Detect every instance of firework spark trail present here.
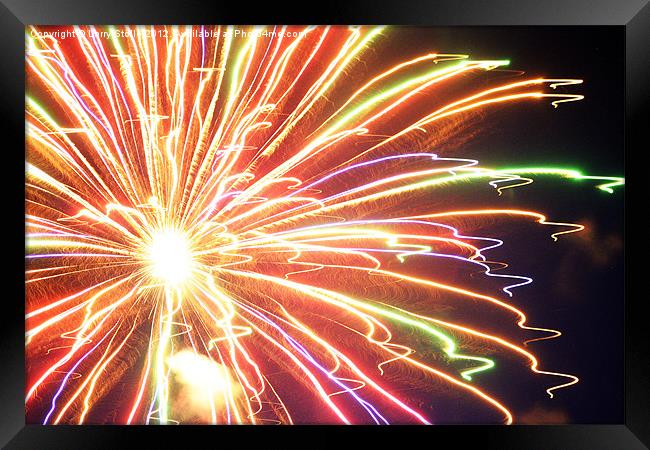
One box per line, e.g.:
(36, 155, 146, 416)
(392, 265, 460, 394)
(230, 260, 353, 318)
(25, 25, 624, 424)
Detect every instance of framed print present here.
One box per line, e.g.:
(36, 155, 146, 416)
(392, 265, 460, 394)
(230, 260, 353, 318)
(1, 0, 646, 448)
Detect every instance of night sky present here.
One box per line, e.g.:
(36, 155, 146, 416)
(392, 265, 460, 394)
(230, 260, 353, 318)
(383, 26, 624, 423)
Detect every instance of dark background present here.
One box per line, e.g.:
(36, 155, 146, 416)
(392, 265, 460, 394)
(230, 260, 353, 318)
(379, 26, 624, 423)
(387, 27, 624, 174)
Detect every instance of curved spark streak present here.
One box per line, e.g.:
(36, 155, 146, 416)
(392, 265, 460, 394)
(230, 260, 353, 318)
(26, 25, 622, 425)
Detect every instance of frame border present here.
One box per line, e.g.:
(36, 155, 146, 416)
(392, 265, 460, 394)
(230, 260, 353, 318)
(1, 1, 646, 448)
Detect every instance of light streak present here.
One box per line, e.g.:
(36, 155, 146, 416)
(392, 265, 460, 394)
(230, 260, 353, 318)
(25, 25, 623, 424)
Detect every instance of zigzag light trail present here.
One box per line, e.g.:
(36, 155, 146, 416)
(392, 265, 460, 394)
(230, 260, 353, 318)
(25, 25, 623, 424)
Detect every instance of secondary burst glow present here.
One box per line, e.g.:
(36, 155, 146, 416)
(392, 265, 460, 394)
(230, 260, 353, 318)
(25, 25, 623, 425)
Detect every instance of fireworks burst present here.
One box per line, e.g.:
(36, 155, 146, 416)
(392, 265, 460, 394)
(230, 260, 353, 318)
(25, 25, 623, 424)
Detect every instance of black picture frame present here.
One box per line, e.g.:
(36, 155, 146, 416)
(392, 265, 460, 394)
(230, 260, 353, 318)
(1, 1, 646, 448)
